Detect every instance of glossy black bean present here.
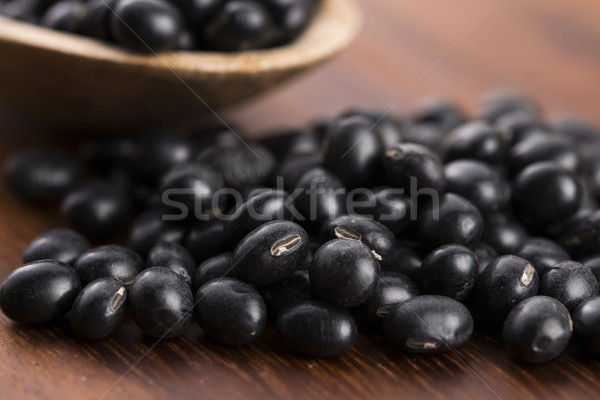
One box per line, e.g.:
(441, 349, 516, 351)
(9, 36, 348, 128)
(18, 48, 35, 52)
(196, 141, 276, 189)
(503, 296, 572, 363)
(507, 134, 581, 176)
(443, 121, 510, 165)
(194, 278, 266, 345)
(258, 270, 312, 318)
(160, 162, 224, 218)
(129, 267, 193, 338)
(495, 111, 547, 145)
(402, 123, 446, 158)
(185, 220, 229, 262)
(274, 153, 323, 192)
(420, 244, 478, 301)
(69, 277, 127, 339)
(22, 228, 90, 265)
(583, 256, 600, 283)
(552, 117, 600, 145)
(352, 271, 419, 323)
(515, 237, 570, 277)
(78, 135, 136, 174)
(224, 190, 295, 244)
(262, 0, 317, 45)
(277, 300, 357, 357)
(383, 143, 445, 196)
(259, 130, 321, 160)
(127, 206, 187, 257)
(319, 215, 396, 269)
(478, 90, 539, 123)
(555, 210, 600, 259)
(383, 244, 422, 280)
(0, 0, 44, 22)
(110, 0, 184, 52)
(352, 187, 411, 235)
(147, 242, 196, 286)
(171, 0, 223, 25)
(0, 260, 81, 325)
(232, 220, 309, 285)
(323, 116, 384, 188)
(309, 239, 379, 307)
(202, 1, 276, 51)
(482, 212, 530, 255)
(293, 167, 346, 231)
(573, 296, 600, 356)
(413, 96, 465, 132)
(471, 255, 539, 329)
(74, 245, 144, 285)
(471, 241, 498, 274)
(444, 159, 511, 217)
(540, 261, 598, 312)
(382, 295, 473, 353)
(4, 148, 82, 202)
(133, 131, 192, 184)
(41, 0, 86, 32)
(81, 0, 118, 40)
(61, 180, 130, 241)
(342, 109, 404, 149)
(193, 252, 232, 291)
(512, 162, 583, 228)
(416, 193, 483, 251)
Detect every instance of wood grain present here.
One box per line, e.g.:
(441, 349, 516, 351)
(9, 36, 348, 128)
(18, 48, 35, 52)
(1, 0, 600, 399)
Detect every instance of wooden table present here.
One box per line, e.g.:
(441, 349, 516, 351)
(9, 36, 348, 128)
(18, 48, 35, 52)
(1, 0, 600, 399)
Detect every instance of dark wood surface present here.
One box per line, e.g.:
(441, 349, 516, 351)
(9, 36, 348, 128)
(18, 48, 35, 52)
(1, 0, 600, 399)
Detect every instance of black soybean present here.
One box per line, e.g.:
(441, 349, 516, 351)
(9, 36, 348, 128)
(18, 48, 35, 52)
(540, 261, 598, 312)
(573, 296, 600, 356)
(515, 237, 570, 277)
(127, 206, 187, 257)
(259, 270, 312, 318)
(482, 212, 530, 255)
(232, 220, 309, 285)
(443, 121, 510, 165)
(420, 244, 478, 302)
(352, 187, 411, 235)
(193, 252, 233, 291)
(147, 242, 196, 286)
(0, 260, 81, 325)
(382, 295, 473, 353)
(309, 239, 380, 307)
(503, 296, 572, 363)
(185, 220, 229, 263)
(22, 228, 90, 265)
(74, 245, 144, 285)
(277, 300, 357, 357)
(133, 131, 192, 184)
(70, 277, 127, 339)
(194, 278, 266, 345)
(129, 267, 193, 338)
(383, 143, 445, 196)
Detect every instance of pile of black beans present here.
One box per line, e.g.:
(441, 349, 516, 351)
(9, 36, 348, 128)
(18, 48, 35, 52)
(3, 90, 600, 363)
(0, 0, 321, 52)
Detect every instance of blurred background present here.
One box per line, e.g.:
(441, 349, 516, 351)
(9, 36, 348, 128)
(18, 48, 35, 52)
(225, 0, 600, 135)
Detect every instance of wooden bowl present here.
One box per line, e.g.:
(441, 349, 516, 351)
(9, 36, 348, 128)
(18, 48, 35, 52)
(0, 0, 361, 128)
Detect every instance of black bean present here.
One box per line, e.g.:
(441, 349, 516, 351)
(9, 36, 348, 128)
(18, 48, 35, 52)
(274, 153, 323, 192)
(478, 90, 539, 123)
(582, 256, 600, 283)
(146, 242, 196, 286)
(74, 245, 144, 285)
(259, 129, 321, 160)
(277, 300, 357, 357)
(540, 261, 598, 312)
(413, 96, 465, 133)
(503, 296, 572, 363)
(129, 267, 193, 338)
(232, 220, 309, 285)
(22, 228, 90, 265)
(133, 131, 192, 184)
(515, 237, 570, 277)
(193, 252, 232, 291)
(258, 270, 312, 319)
(110, 0, 184, 52)
(78, 135, 136, 174)
(319, 215, 396, 269)
(81, 0, 119, 41)
(224, 190, 295, 244)
(41, 0, 86, 32)
(171, 0, 224, 25)
(420, 244, 478, 302)
(342, 109, 404, 149)
(471, 241, 498, 274)
(0, 260, 81, 325)
(444, 159, 511, 217)
(194, 278, 266, 345)
(383, 243, 422, 280)
(352, 186, 411, 235)
(555, 210, 600, 259)
(382, 295, 473, 353)
(402, 123, 445, 157)
(262, 0, 317, 45)
(417, 193, 483, 251)
(383, 143, 445, 196)
(512, 162, 583, 228)
(61, 180, 130, 241)
(323, 116, 384, 188)
(443, 121, 510, 165)
(507, 134, 581, 176)
(309, 239, 379, 307)
(70, 277, 127, 339)
(495, 111, 547, 145)
(482, 212, 530, 255)
(127, 206, 187, 257)
(185, 220, 229, 263)
(471, 255, 539, 329)
(4, 148, 82, 202)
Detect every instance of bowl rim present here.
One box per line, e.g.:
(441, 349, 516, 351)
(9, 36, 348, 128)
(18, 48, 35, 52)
(0, 0, 361, 75)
